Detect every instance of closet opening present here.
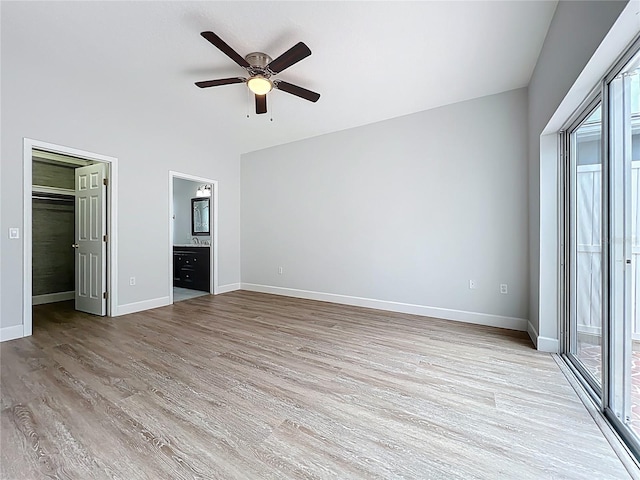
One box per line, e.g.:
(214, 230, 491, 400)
(23, 139, 118, 337)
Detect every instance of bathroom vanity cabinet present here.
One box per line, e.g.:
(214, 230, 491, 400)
(173, 246, 210, 292)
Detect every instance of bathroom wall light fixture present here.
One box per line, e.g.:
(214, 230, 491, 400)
(196, 184, 212, 197)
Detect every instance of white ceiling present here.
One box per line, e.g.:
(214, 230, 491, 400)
(3, 1, 557, 154)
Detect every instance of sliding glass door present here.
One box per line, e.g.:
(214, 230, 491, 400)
(563, 38, 640, 458)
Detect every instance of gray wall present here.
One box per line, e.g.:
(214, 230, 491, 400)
(527, 0, 628, 338)
(242, 88, 529, 321)
(0, 3, 241, 329)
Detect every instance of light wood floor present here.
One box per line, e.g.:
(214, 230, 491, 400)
(0, 291, 631, 479)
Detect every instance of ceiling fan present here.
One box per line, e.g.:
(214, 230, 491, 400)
(195, 31, 321, 115)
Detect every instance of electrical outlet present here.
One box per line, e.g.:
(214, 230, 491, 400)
(129, 277, 136, 286)
(8, 228, 19, 239)
(469, 280, 476, 289)
(278, 267, 283, 275)
(500, 283, 508, 294)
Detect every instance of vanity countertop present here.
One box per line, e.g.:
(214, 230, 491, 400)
(173, 244, 211, 248)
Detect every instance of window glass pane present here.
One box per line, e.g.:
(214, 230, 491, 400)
(571, 104, 603, 388)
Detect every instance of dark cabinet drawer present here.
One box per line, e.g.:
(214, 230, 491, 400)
(173, 247, 210, 292)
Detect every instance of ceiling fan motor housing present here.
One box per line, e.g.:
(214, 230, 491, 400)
(245, 52, 272, 76)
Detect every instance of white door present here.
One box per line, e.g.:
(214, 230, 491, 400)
(75, 163, 107, 315)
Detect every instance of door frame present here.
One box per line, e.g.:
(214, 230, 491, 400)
(23, 138, 118, 336)
(168, 171, 219, 303)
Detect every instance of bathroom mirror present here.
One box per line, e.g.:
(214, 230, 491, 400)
(191, 197, 210, 236)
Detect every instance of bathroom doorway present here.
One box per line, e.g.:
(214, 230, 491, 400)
(168, 171, 218, 304)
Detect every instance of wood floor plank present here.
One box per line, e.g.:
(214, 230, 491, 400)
(0, 292, 632, 479)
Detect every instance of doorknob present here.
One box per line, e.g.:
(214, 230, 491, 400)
(72, 244, 79, 249)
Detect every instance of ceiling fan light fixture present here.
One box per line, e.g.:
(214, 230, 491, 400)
(247, 76, 273, 95)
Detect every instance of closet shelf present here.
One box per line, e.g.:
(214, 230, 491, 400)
(32, 185, 75, 196)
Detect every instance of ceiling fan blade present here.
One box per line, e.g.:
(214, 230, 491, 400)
(274, 80, 320, 103)
(255, 94, 267, 115)
(201, 31, 250, 69)
(195, 77, 246, 88)
(266, 42, 311, 74)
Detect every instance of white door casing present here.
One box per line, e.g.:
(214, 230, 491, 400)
(75, 163, 107, 315)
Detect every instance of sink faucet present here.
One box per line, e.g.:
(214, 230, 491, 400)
(192, 237, 199, 245)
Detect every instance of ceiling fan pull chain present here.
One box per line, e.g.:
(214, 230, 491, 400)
(246, 87, 251, 119)
(270, 92, 274, 122)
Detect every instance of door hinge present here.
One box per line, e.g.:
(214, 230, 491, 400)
(103, 291, 108, 299)
(103, 234, 108, 242)
(103, 178, 109, 186)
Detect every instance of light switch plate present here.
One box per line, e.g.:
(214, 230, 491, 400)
(8, 228, 19, 239)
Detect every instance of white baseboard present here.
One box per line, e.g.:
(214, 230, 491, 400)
(537, 336, 560, 353)
(116, 296, 171, 316)
(0, 324, 25, 342)
(527, 320, 559, 353)
(216, 283, 241, 294)
(241, 283, 528, 331)
(32, 291, 74, 305)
